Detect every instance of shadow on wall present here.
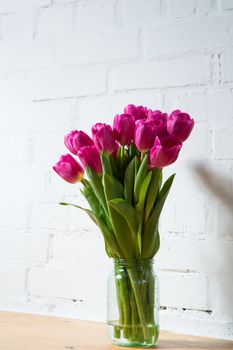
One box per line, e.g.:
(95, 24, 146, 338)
(193, 163, 233, 329)
(194, 163, 233, 204)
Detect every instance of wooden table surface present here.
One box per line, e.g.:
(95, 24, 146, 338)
(0, 311, 232, 350)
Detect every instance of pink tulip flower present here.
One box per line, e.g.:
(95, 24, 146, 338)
(92, 123, 116, 154)
(167, 110, 194, 142)
(150, 136, 182, 168)
(64, 130, 93, 155)
(53, 154, 84, 183)
(78, 145, 102, 174)
(134, 119, 156, 152)
(124, 104, 148, 121)
(147, 110, 168, 139)
(113, 113, 135, 145)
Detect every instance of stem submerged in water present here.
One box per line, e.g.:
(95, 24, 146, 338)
(113, 261, 159, 346)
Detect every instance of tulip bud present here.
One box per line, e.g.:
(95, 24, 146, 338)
(150, 136, 182, 168)
(78, 145, 102, 174)
(167, 110, 194, 142)
(147, 110, 168, 139)
(92, 123, 116, 154)
(113, 113, 135, 145)
(64, 130, 93, 155)
(53, 154, 84, 183)
(124, 104, 148, 121)
(134, 119, 155, 152)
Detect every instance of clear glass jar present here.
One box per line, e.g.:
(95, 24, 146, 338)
(107, 258, 159, 347)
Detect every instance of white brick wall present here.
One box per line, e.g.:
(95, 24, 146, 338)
(0, 0, 232, 341)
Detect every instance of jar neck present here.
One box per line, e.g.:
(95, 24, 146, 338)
(113, 258, 154, 270)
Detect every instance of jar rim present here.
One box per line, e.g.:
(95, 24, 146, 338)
(113, 258, 154, 268)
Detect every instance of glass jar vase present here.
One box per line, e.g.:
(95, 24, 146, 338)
(107, 258, 159, 347)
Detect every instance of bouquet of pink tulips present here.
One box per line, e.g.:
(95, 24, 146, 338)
(53, 105, 194, 345)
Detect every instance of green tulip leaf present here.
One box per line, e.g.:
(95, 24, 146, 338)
(135, 171, 152, 254)
(150, 230, 160, 257)
(141, 173, 175, 258)
(129, 143, 139, 159)
(108, 198, 138, 235)
(102, 173, 124, 200)
(80, 185, 111, 230)
(101, 152, 113, 177)
(109, 153, 120, 180)
(136, 171, 152, 222)
(144, 168, 162, 222)
(124, 157, 136, 204)
(134, 154, 148, 204)
(103, 174, 136, 258)
(86, 167, 108, 216)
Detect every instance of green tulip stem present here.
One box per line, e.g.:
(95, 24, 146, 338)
(141, 151, 146, 162)
(127, 268, 149, 340)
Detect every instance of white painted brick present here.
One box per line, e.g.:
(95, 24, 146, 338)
(214, 127, 233, 159)
(0, 299, 50, 315)
(185, 91, 207, 121)
(47, 169, 82, 197)
(0, 135, 30, 164)
(207, 90, 233, 120)
(112, 56, 211, 90)
(2, 11, 34, 43)
(0, 168, 46, 197)
(0, 202, 29, 228)
(146, 16, 233, 55)
(157, 239, 233, 274)
(78, 92, 159, 132)
(160, 309, 233, 340)
(193, 160, 233, 203)
(110, 91, 160, 115)
(0, 234, 48, 263)
(163, 164, 203, 199)
(195, 0, 212, 16)
(29, 67, 106, 100)
(79, 97, 114, 132)
(179, 125, 208, 161)
(175, 91, 207, 121)
(0, 72, 28, 104)
(29, 266, 106, 302)
(216, 198, 233, 239)
(160, 200, 176, 232)
(174, 197, 206, 233)
(57, 29, 138, 65)
(0, 40, 55, 72)
(0, 0, 51, 13)
(30, 195, 96, 230)
(54, 0, 78, 3)
(221, 0, 233, 10)
(118, 0, 161, 27)
(53, 232, 105, 263)
(223, 50, 233, 82)
(168, 0, 195, 19)
(0, 100, 75, 133)
(208, 275, 233, 313)
(159, 272, 208, 310)
(34, 135, 66, 166)
(75, 0, 115, 30)
(30, 202, 70, 230)
(38, 4, 74, 38)
(0, 269, 26, 296)
(51, 301, 105, 322)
